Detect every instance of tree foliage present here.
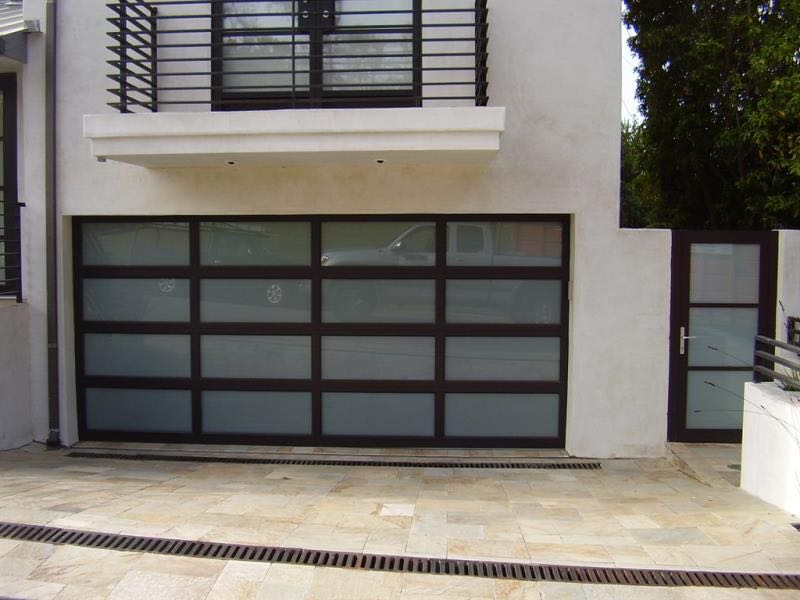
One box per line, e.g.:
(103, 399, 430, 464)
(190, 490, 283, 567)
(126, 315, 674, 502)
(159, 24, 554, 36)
(623, 0, 800, 229)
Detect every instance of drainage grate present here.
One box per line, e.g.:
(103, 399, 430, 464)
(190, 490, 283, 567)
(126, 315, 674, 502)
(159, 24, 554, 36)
(793, 523, 800, 533)
(66, 451, 602, 470)
(1, 522, 798, 590)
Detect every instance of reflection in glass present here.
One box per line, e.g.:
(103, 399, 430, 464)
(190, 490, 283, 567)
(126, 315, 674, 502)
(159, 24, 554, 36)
(86, 388, 192, 433)
(322, 279, 435, 323)
(84, 278, 190, 322)
(322, 336, 434, 380)
(686, 371, 750, 429)
(445, 394, 559, 438)
(447, 222, 562, 267)
(202, 391, 311, 434)
(84, 334, 190, 378)
(201, 279, 311, 322)
(446, 280, 561, 324)
(200, 222, 311, 266)
(323, 393, 434, 436)
(446, 337, 560, 381)
(690, 244, 760, 304)
(688, 308, 758, 367)
(82, 222, 190, 266)
(201, 335, 311, 379)
(321, 222, 435, 266)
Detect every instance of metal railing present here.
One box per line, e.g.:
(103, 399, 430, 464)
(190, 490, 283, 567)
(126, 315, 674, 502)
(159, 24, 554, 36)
(107, 0, 489, 113)
(754, 335, 800, 389)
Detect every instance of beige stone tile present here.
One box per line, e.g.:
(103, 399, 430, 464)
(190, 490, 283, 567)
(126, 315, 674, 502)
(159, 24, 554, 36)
(535, 581, 588, 599)
(364, 530, 409, 555)
(108, 569, 215, 600)
(6, 542, 57, 561)
(614, 515, 661, 529)
(405, 535, 447, 558)
(205, 561, 271, 600)
(53, 583, 111, 600)
(603, 544, 655, 567)
(380, 503, 415, 517)
(131, 553, 225, 579)
(29, 546, 141, 589)
(0, 555, 45, 579)
(306, 567, 403, 600)
(582, 584, 671, 599)
(447, 539, 529, 562)
(628, 527, 715, 546)
(526, 543, 613, 565)
(642, 546, 698, 568)
(410, 520, 485, 540)
(255, 563, 314, 600)
(0, 576, 65, 600)
(0, 539, 19, 558)
(401, 573, 494, 599)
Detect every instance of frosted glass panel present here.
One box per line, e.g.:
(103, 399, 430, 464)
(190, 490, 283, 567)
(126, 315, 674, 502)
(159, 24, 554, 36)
(202, 391, 311, 435)
(200, 222, 311, 266)
(322, 337, 434, 380)
(321, 222, 435, 266)
(688, 308, 758, 367)
(446, 337, 560, 381)
(82, 222, 189, 266)
(323, 393, 434, 436)
(447, 280, 561, 324)
(690, 244, 760, 304)
(335, 0, 413, 27)
(447, 222, 562, 267)
(324, 34, 413, 91)
(445, 394, 560, 438)
(201, 279, 311, 322)
(322, 280, 435, 322)
(86, 388, 191, 432)
(84, 279, 190, 322)
(201, 335, 310, 379)
(686, 371, 750, 429)
(84, 334, 190, 378)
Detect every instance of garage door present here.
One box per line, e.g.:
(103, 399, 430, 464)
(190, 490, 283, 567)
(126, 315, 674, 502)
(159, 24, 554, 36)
(74, 216, 569, 447)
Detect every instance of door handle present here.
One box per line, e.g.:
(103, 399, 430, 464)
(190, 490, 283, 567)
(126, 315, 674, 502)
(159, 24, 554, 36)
(679, 326, 697, 355)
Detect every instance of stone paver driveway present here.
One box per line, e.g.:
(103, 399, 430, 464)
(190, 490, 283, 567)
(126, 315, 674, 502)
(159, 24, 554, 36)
(0, 443, 798, 599)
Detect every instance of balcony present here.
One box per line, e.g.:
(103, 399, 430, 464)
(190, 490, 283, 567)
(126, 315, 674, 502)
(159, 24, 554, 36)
(84, 0, 505, 168)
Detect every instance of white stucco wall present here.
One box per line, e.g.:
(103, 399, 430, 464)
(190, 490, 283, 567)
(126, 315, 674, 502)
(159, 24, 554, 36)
(0, 1, 46, 449)
(44, 0, 673, 455)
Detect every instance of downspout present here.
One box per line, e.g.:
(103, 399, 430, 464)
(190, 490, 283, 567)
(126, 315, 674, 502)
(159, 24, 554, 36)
(45, 0, 60, 447)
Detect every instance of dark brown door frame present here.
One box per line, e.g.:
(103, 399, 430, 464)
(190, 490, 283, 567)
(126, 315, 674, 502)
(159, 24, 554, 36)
(668, 230, 778, 443)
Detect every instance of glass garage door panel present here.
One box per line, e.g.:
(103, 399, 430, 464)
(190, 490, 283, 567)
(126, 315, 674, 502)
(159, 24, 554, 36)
(84, 334, 191, 378)
(322, 280, 435, 323)
(445, 394, 560, 438)
(84, 278, 190, 322)
(321, 222, 435, 266)
(200, 222, 311, 266)
(202, 391, 311, 435)
(82, 222, 190, 266)
(201, 279, 311, 323)
(202, 335, 311, 379)
(447, 222, 563, 267)
(322, 336, 435, 380)
(447, 280, 561, 324)
(323, 393, 435, 436)
(446, 337, 560, 381)
(86, 388, 192, 433)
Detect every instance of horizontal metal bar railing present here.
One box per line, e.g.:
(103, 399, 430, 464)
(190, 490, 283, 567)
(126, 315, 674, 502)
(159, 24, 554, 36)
(108, 0, 489, 112)
(754, 335, 800, 389)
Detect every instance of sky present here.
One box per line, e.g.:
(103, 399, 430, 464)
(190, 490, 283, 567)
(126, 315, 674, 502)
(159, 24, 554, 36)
(621, 11, 641, 122)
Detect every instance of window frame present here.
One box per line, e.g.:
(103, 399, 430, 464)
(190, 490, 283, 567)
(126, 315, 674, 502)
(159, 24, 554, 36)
(210, 0, 423, 110)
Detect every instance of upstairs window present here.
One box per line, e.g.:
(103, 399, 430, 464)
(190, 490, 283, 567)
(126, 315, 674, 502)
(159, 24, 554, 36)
(0, 75, 20, 301)
(215, 0, 420, 110)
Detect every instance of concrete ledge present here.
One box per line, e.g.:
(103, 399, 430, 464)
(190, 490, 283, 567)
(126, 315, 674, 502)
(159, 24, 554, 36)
(83, 107, 506, 168)
(741, 382, 800, 515)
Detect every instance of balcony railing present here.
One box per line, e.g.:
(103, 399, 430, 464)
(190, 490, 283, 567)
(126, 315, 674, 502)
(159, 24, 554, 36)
(107, 0, 489, 113)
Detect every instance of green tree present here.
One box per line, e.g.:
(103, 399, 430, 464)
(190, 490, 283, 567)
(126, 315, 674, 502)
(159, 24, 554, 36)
(623, 0, 800, 229)
(620, 120, 662, 227)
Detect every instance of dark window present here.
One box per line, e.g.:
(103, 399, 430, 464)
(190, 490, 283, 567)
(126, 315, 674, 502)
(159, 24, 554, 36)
(0, 75, 20, 301)
(214, 0, 421, 110)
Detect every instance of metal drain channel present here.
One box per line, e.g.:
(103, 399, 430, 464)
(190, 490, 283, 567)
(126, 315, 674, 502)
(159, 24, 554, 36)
(66, 451, 602, 470)
(1, 522, 798, 590)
